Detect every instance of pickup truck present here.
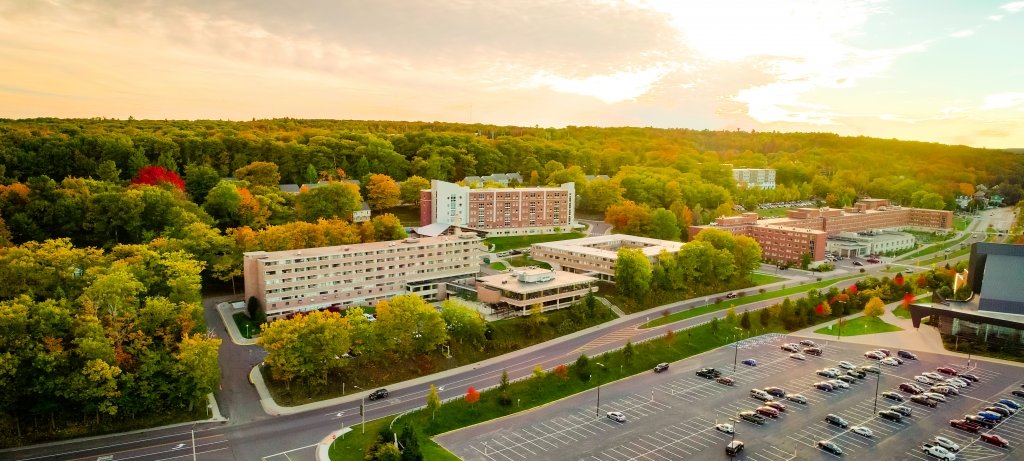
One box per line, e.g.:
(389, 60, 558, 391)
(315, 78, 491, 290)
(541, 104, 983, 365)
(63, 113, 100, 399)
(922, 443, 956, 460)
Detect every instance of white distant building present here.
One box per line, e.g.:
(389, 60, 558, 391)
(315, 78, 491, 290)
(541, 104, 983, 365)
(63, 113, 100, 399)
(732, 168, 776, 189)
(352, 202, 371, 223)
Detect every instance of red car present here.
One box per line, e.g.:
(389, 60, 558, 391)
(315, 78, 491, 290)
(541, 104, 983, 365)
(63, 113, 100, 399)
(950, 419, 980, 433)
(937, 367, 959, 376)
(766, 401, 787, 412)
(980, 433, 1010, 448)
(756, 406, 780, 418)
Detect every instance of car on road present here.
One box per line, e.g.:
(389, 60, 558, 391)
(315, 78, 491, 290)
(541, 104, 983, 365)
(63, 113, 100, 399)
(898, 350, 918, 360)
(653, 363, 669, 373)
(923, 372, 945, 380)
(997, 398, 1020, 410)
(890, 405, 913, 417)
(790, 353, 806, 360)
(781, 343, 800, 352)
(882, 391, 905, 402)
(825, 414, 849, 428)
(717, 376, 735, 386)
(817, 440, 843, 456)
(950, 419, 980, 433)
(937, 366, 959, 376)
(726, 440, 745, 456)
(756, 406, 780, 418)
(965, 414, 996, 429)
(879, 410, 903, 422)
(741, 359, 757, 367)
(766, 401, 787, 412)
(739, 411, 767, 425)
(923, 392, 947, 402)
(800, 339, 818, 347)
(764, 387, 786, 397)
(725, 292, 738, 299)
(933, 436, 960, 452)
(715, 423, 734, 434)
(368, 388, 389, 400)
(901, 383, 925, 394)
(696, 368, 722, 379)
(803, 347, 822, 356)
(911, 395, 938, 407)
(787, 394, 809, 404)
(915, 376, 934, 385)
(853, 261, 864, 266)
(606, 411, 626, 422)
(852, 426, 873, 437)
(838, 361, 855, 369)
(815, 382, 835, 392)
(980, 433, 1009, 448)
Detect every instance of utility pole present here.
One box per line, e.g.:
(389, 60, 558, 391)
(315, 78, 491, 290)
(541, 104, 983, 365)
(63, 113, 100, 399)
(191, 423, 197, 461)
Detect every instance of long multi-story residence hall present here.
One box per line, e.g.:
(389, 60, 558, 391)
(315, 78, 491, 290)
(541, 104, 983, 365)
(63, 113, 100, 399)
(530, 234, 685, 282)
(419, 180, 576, 236)
(689, 198, 953, 264)
(243, 233, 483, 321)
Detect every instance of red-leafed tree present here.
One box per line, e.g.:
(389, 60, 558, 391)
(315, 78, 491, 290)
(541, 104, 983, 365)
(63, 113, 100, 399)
(465, 386, 480, 405)
(847, 284, 858, 294)
(894, 273, 905, 286)
(902, 293, 915, 307)
(132, 165, 185, 191)
(553, 364, 569, 380)
(815, 302, 831, 316)
(915, 275, 929, 289)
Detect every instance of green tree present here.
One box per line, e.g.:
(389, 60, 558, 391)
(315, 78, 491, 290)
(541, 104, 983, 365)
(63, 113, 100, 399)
(304, 164, 318, 184)
(202, 180, 243, 228)
(374, 294, 447, 357)
(498, 369, 512, 406)
(426, 384, 441, 420)
(524, 303, 548, 337)
(365, 174, 401, 210)
(759, 306, 771, 326)
(400, 176, 431, 206)
(174, 333, 221, 410)
(257, 310, 352, 387)
(399, 423, 422, 461)
(622, 340, 634, 366)
(184, 163, 221, 204)
(739, 310, 751, 330)
(725, 306, 737, 325)
(574, 354, 591, 381)
(294, 182, 361, 223)
(371, 214, 408, 241)
(440, 299, 486, 345)
(800, 252, 812, 270)
(648, 208, 681, 240)
(615, 248, 652, 299)
(96, 160, 121, 183)
(234, 161, 281, 188)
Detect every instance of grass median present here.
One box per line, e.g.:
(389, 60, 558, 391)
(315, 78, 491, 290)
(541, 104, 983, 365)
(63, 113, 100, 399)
(813, 315, 903, 336)
(484, 232, 585, 252)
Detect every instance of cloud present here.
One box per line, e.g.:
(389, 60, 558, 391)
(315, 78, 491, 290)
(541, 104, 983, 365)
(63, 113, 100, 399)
(1000, 2, 1024, 13)
(526, 66, 675, 103)
(949, 29, 975, 38)
(980, 93, 1024, 110)
(989, 14, 1005, 20)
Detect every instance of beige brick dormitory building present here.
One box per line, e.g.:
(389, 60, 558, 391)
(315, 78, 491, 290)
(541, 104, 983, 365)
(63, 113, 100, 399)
(419, 180, 576, 236)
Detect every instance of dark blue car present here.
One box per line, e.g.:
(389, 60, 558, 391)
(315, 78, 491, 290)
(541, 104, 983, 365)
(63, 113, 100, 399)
(742, 359, 758, 367)
(978, 410, 1002, 421)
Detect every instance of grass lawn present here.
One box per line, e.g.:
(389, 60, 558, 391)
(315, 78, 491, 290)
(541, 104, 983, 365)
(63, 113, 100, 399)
(813, 316, 903, 336)
(505, 254, 552, 269)
(484, 232, 585, 252)
(640, 274, 862, 329)
(892, 306, 912, 319)
(750, 273, 785, 285)
(232, 312, 263, 339)
(488, 261, 508, 271)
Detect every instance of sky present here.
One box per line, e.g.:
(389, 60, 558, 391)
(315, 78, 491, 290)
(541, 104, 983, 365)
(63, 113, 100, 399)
(1, 0, 1023, 148)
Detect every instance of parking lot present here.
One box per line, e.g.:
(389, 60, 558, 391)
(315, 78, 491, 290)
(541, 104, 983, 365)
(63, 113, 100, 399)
(434, 335, 1023, 460)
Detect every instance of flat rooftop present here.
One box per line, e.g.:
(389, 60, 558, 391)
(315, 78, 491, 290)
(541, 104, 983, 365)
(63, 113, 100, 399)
(477, 268, 596, 293)
(531, 234, 685, 258)
(244, 233, 481, 260)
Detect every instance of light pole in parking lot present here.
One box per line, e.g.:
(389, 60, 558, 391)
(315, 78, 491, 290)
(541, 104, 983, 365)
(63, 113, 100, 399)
(872, 367, 881, 415)
(594, 362, 605, 416)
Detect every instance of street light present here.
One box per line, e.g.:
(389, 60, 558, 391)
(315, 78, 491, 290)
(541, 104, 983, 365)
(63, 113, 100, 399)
(872, 367, 881, 415)
(594, 362, 605, 417)
(190, 423, 197, 461)
(353, 385, 365, 434)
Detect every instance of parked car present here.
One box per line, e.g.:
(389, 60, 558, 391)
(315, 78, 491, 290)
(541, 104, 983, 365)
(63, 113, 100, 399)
(890, 405, 913, 417)
(950, 419, 980, 433)
(980, 433, 1009, 448)
(915, 376, 934, 385)
(984, 406, 1011, 417)
(931, 385, 958, 396)
(726, 440, 745, 456)
(992, 402, 1015, 414)
(911, 395, 938, 407)
(965, 414, 996, 429)
(898, 350, 918, 360)
(878, 410, 902, 422)
(838, 361, 856, 369)
(923, 392, 947, 403)
(851, 426, 873, 438)
(738, 411, 766, 425)
(766, 401, 787, 412)
(817, 440, 843, 456)
(864, 350, 885, 360)
(923, 372, 944, 380)
(787, 394, 809, 404)
(764, 387, 786, 398)
(997, 399, 1020, 410)
(606, 411, 626, 422)
(853, 261, 864, 266)
(781, 343, 800, 352)
(803, 347, 822, 356)
(978, 411, 1002, 421)
(790, 353, 807, 360)
(715, 423, 734, 434)
(756, 406, 780, 418)
(937, 367, 959, 376)
(837, 375, 857, 384)
(653, 363, 669, 373)
(828, 379, 850, 389)
(368, 388, 389, 401)
(696, 368, 722, 379)
(817, 369, 838, 378)
(959, 373, 979, 382)
(750, 389, 773, 401)
(1013, 390, 1024, 398)
(741, 359, 758, 367)
(860, 365, 881, 374)
(825, 414, 849, 428)
(799, 340, 818, 347)
(717, 376, 735, 386)
(921, 443, 956, 461)
(882, 391, 905, 402)
(880, 357, 901, 366)
(847, 369, 866, 379)
(815, 382, 835, 392)
(933, 436, 960, 452)
(901, 383, 925, 395)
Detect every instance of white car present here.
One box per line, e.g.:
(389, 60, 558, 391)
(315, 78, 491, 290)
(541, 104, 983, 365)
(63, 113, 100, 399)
(934, 436, 960, 452)
(945, 378, 968, 388)
(790, 353, 806, 360)
(828, 379, 850, 389)
(826, 367, 843, 375)
(923, 372, 944, 380)
(838, 361, 856, 370)
(922, 392, 947, 402)
(607, 411, 626, 422)
(880, 357, 900, 366)
(715, 423, 735, 434)
(914, 376, 934, 385)
(362, 313, 377, 322)
(851, 426, 873, 437)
